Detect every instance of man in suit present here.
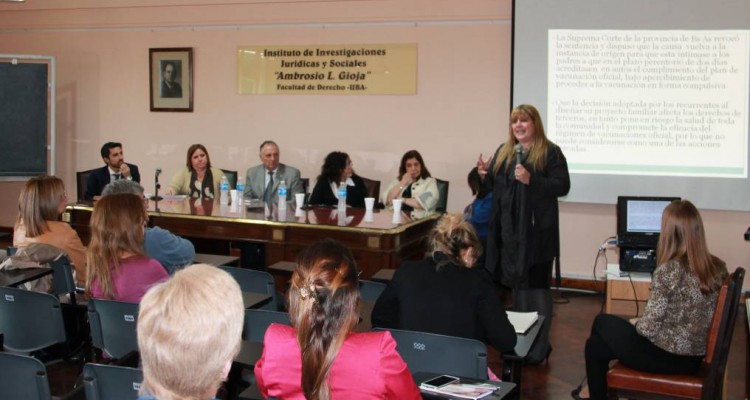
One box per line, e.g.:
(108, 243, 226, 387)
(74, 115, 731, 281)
(84, 141, 140, 201)
(243, 140, 303, 203)
(160, 61, 182, 98)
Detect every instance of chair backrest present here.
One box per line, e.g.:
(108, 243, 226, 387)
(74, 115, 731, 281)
(300, 177, 310, 194)
(243, 309, 291, 342)
(435, 178, 449, 213)
(0, 352, 52, 399)
(77, 169, 95, 202)
(83, 363, 143, 400)
(221, 169, 238, 189)
(219, 265, 279, 311)
(0, 286, 67, 353)
(359, 176, 381, 200)
(377, 328, 488, 380)
(88, 299, 140, 359)
(359, 279, 386, 303)
(50, 255, 78, 304)
(701, 267, 745, 399)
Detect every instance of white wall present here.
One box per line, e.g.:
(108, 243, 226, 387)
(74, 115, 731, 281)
(0, 0, 746, 287)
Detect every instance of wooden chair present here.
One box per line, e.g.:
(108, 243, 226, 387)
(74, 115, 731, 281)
(359, 176, 381, 201)
(76, 169, 95, 202)
(607, 267, 745, 400)
(435, 178, 449, 212)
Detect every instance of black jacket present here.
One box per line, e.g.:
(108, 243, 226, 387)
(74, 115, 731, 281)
(371, 253, 517, 352)
(84, 163, 141, 201)
(308, 174, 367, 208)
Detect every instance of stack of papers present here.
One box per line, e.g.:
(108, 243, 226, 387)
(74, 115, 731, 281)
(505, 311, 539, 334)
(420, 381, 498, 399)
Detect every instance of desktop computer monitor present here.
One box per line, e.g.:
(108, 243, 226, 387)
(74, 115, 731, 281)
(617, 196, 680, 272)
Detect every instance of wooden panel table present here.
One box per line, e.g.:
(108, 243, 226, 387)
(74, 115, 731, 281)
(66, 199, 438, 291)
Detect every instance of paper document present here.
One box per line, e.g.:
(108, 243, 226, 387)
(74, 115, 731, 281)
(506, 311, 538, 334)
(160, 195, 187, 201)
(420, 382, 498, 399)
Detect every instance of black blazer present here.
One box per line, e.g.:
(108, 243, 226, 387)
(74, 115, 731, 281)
(84, 163, 141, 201)
(371, 253, 517, 352)
(308, 174, 367, 208)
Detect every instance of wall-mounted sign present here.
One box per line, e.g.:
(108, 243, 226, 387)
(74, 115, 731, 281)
(237, 44, 417, 95)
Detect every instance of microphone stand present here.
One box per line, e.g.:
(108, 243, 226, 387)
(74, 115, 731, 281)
(150, 168, 163, 201)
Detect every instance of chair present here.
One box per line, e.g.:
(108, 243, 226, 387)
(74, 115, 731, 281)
(221, 169, 238, 189)
(435, 178, 449, 213)
(300, 177, 310, 194)
(88, 299, 139, 361)
(83, 363, 143, 400)
(50, 256, 79, 305)
(243, 309, 291, 343)
(377, 328, 489, 380)
(359, 176, 381, 201)
(607, 267, 745, 400)
(0, 352, 52, 399)
(76, 169, 95, 202)
(0, 286, 67, 354)
(359, 279, 386, 303)
(219, 265, 280, 311)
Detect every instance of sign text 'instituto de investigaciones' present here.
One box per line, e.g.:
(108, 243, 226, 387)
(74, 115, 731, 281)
(237, 44, 417, 95)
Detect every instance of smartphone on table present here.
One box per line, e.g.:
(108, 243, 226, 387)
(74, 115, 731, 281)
(420, 375, 459, 390)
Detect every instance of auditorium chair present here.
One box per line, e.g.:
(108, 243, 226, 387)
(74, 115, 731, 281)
(87, 299, 140, 365)
(83, 362, 143, 400)
(606, 267, 745, 400)
(243, 309, 291, 343)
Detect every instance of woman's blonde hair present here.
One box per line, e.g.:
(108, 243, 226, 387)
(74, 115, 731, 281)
(85, 193, 148, 299)
(16, 175, 66, 237)
(288, 239, 361, 400)
(430, 213, 481, 268)
(493, 104, 551, 175)
(657, 200, 725, 294)
(137, 264, 244, 400)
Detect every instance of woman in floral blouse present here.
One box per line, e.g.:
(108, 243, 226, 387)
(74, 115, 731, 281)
(573, 200, 727, 400)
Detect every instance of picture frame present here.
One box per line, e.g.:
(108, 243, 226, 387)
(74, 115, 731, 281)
(149, 47, 193, 112)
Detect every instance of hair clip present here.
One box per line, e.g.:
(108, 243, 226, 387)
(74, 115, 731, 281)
(298, 282, 318, 303)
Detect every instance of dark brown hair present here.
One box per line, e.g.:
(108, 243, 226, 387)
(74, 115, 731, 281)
(185, 144, 212, 171)
(397, 149, 431, 180)
(287, 239, 361, 400)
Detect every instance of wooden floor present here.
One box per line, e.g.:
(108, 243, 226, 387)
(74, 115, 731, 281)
(40, 289, 747, 399)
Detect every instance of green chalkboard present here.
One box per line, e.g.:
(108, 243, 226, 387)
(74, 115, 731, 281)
(0, 62, 48, 177)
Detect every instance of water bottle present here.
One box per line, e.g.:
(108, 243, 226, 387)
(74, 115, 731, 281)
(236, 176, 245, 192)
(337, 181, 347, 211)
(220, 175, 229, 205)
(277, 180, 287, 210)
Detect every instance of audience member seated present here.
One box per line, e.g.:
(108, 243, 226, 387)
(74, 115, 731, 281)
(85, 141, 140, 201)
(102, 180, 195, 274)
(12, 176, 87, 286)
(255, 239, 421, 399)
(573, 200, 727, 400)
(165, 144, 227, 200)
(381, 150, 439, 218)
(308, 151, 367, 208)
(243, 140, 304, 203)
(372, 214, 517, 354)
(137, 264, 244, 400)
(464, 167, 492, 265)
(85, 193, 168, 303)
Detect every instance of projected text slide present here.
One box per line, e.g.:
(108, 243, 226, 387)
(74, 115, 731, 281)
(548, 30, 749, 178)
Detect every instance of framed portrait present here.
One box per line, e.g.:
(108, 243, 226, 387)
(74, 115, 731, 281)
(149, 47, 193, 112)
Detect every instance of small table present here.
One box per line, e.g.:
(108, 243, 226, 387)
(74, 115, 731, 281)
(414, 371, 517, 399)
(242, 292, 272, 309)
(501, 315, 545, 394)
(0, 267, 53, 287)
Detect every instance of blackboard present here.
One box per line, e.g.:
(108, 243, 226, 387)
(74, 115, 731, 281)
(0, 61, 48, 177)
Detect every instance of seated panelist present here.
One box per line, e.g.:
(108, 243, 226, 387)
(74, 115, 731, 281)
(308, 151, 367, 208)
(381, 150, 439, 218)
(165, 144, 227, 199)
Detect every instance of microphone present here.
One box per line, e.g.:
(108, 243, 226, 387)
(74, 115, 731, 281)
(150, 167, 163, 201)
(514, 143, 523, 166)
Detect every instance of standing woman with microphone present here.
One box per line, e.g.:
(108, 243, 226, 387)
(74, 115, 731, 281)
(477, 104, 570, 364)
